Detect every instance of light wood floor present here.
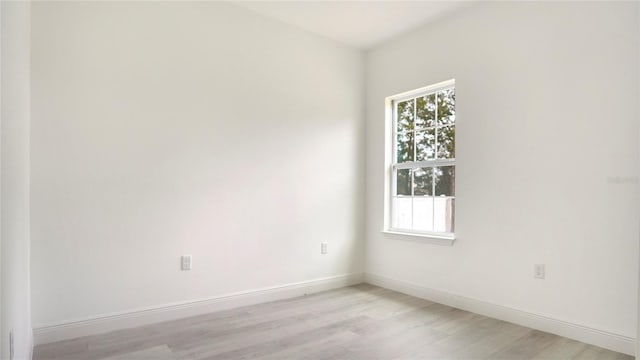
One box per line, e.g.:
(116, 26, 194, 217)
(33, 284, 633, 360)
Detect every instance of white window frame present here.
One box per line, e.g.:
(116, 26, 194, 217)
(383, 79, 456, 245)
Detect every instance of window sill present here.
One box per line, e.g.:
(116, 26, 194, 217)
(382, 230, 456, 246)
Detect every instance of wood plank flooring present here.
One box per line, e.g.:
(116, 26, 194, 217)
(33, 284, 633, 360)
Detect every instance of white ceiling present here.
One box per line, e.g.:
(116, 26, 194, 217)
(231, 1, 472, 49)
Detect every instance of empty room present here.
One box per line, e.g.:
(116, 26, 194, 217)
(1, 0, 639, 359)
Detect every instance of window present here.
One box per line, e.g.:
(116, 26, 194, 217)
(386, 80, 455, 239)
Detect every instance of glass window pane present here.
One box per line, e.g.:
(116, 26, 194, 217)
(416, 129, 435, 161)
(433, 197, 455, 233)
(392, 196, 412, 229)
(433, 166, 455, 233)
(434, 166, 455, 196)
(413, 196, 434, 232)
(413, 168, 434, 232)
(437, 89, 455, 126)
(436, 125, 455, 159)
(396, 99, 414, 133)
(413, 167, 433, 196)
(396, 169, 411, 196)
(397, 132, 414, 163)
(416, 94, 436, 129)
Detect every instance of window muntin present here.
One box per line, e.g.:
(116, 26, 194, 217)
(390, 81, 455, 236)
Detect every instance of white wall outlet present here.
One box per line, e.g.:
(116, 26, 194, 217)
(534, 264, 545, 279)
(181, 255, 192, 271)
(9, 330, 14, 360)
(321, 242, 328, 255)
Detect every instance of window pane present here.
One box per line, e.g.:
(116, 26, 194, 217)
(413, 168, 434, 232)
(396, 169, 411, 196)
(397, 132, 414, 163)
(436, 125, 455, 159)
(416, 94, 436, 128)
(434, 166, 455, 196)
(416, 128, 435, 161)
(413, 196, 434, 232)
(433, 166, 455, 233)
(392, 197, 412, 229)
(396, 99, 414, 133)
(437, 89, 455, 126)
(413, 167, 433, 196)
(433, 197, 455, 233)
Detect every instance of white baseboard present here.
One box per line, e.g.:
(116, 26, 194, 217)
(33, 273, 363, 346)
(364, 273, 635, 356)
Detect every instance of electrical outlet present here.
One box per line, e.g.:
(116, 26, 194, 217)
(534, 264, 545, 279)
(321, 242, 328, 255)
(9, 330, 14, 360)
(181, 255, 192, 271)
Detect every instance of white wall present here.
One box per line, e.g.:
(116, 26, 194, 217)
(366, 0, 639, 342)
(637, 3, 640, 357)
(31, 2, 364, 328)
(1, 1, 32, 359)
